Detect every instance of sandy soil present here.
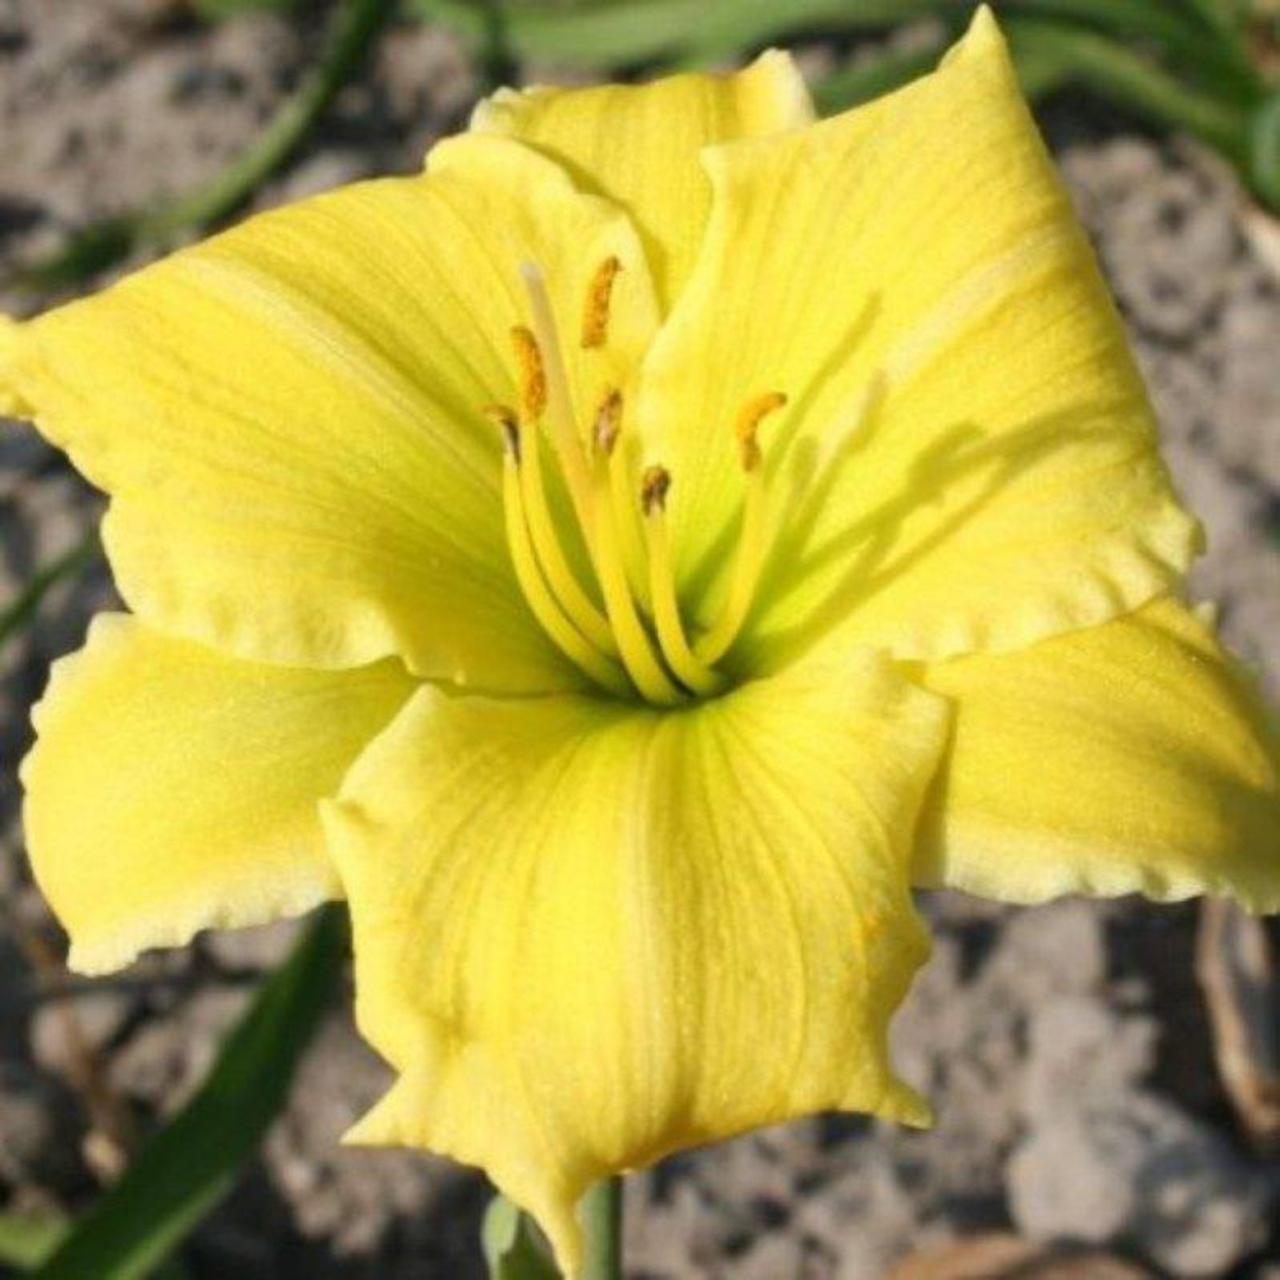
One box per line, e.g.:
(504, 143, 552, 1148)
(3, 4, 1280, 1277)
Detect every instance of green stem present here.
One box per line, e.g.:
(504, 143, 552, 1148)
(19, 0, 397, 288)
(579, 1178, 622, 1280)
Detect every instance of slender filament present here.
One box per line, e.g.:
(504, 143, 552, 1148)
(519, 264, 597, 539)
(589, 455, 684, 705)
(694, 392, 787, 667)
(500, 435, 631, 697)
(693, 466, 768, 667)
(487, 406, 618, 658)
(594, 391, 652, 615)
(642, 468, 723, 697)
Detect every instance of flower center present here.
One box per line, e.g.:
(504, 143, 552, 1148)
(490, 259, 786, 706)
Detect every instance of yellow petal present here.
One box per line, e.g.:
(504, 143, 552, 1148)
(21, 614, 414, 974)
(471, 51, 813, 311)
(916, 598, 1280, 909)
(323, 651, 948, 1275)
(636, 8, 1198, 676)
(8, 138, 657, 693)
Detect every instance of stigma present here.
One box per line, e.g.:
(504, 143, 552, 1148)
(491, 257, 785, 705)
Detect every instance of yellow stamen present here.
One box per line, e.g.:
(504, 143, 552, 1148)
(588, 453, 684, 706)
(519, 264, 597, 537)
(592, 386, 623, 455)
(581, 256, 622, 349)
(485, 405, 618, 658)
(641, 468, 723, 697)
(695, 391, 788, 666)
(521, 261, 678, 703)
(594, 389, 652, 614)
(509, 326, 547, 424)
(735, 391, 788, 472)
(499, 426, 631, 698)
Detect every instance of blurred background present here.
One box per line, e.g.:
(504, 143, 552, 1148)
(3, 1, 1280, 1277)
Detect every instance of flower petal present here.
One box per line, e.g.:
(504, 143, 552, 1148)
(7, 137, 657, 692)
(636, 8, 1198, 676)
(471, 51, 813, 311)
(915, 598, 1280, 909)
(323, 652, 948, 1275)
(21, 614, 414, 974)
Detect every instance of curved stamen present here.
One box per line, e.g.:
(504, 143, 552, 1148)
(581, 256, 622, 349)
(594, 390, 652, 614)
(518, 266, 597, 539)
(485, 405, 618, 658)
(520, 260, 681, 704)
(694, 392, 788, 667)
(589, 451, 684, 706)
(499, 420, 631, 697)
(641, 467, 723, 697)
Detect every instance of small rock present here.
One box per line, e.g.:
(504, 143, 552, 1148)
(31, 988, 132, 1077)
(202, 918, 302, 973)
(1008, 1090, 1268, 1277)
(0, 1063, 83, 1187)
(736, 1231, 809, 1279)
(1021, 996, 1155, 1117)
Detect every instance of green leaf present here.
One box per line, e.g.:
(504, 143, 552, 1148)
(812, 40, 945, 116)
(0, 1213, 69, 1269)
(1250, 91, 1280, 208)
(408, 0, 944, 70)
(32, 905, 346, 1280)
(1004, 16, 1250, 159)
(0, 530, 100, 656)
(482, 1195, 559, 1280)
(14, 0, 396, 290)
(193, 0, 308, 16)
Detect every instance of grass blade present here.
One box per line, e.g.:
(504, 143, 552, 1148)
(16, 0, 396, 289)
(409, 0, 945, 69)
(0, 1213, 69, 1270)
(0, 530, 100, 657)
(813, 40, 946, 115)
(32, 905, 346, 1280)
(1005, 16, 1251, 159)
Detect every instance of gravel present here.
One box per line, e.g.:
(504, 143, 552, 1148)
(3, 4, 1280, 1276)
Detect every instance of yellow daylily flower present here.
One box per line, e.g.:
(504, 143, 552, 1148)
(5, 8, 1279, 1274)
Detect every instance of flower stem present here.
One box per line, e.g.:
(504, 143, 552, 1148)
(580, 1177, 623, 1280)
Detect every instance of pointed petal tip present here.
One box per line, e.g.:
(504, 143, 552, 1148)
(942, 3, 1010, 72)
(881, 1077, 934, 1130)
(967, 3, 1002, 42)
(744, 47, 816, 127)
